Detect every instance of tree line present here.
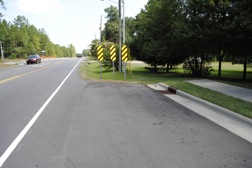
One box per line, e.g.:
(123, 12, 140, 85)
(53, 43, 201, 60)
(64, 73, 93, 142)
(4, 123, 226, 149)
(0, 3, 76, 59)
(91, 0, 252, 79)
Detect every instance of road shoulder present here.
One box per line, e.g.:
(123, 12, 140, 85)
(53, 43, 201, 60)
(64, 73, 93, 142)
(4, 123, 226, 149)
(147, 83, 252, 143)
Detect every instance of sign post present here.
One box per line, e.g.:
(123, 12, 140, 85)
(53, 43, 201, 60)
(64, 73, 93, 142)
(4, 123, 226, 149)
(97, 45, 104, 79)
(41, 50, 45, 57)
(121, 45, 128, 81)
(110, 45, 116, 80)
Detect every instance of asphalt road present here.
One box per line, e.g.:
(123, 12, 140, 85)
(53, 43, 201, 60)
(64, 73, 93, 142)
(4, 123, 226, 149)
(0, 58, 252, 167)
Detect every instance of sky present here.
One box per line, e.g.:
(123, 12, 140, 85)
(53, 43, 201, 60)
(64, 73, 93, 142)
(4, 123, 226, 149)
(1, 0, 148, 53)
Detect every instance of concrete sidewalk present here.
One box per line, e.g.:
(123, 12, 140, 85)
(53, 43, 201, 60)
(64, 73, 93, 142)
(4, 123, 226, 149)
(187, 79, 252, 103)
(147, 83, 252, 144)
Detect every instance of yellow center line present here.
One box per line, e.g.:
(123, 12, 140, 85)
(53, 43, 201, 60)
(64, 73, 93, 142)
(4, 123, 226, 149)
(0, 61, 63, 85)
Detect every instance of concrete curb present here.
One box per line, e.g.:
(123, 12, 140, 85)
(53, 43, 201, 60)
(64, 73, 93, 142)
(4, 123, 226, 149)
(176, 89, 252, 126)
(157, 83, 252, 126)
(155, 83, 169, 90)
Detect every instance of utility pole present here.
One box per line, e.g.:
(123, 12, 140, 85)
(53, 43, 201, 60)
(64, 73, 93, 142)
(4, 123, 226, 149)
(100, 15, 102, 42)
(101, 0, 124, 72)
(122, 0, 125, 44)
(0, 41, 4, 62)
(118, 0, 122, 72)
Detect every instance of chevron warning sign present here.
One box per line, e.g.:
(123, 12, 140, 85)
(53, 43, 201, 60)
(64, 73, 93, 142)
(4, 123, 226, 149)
(110, 45, 116, 61)
(122, 45, 128, 62)
(97, 45, 103, 61)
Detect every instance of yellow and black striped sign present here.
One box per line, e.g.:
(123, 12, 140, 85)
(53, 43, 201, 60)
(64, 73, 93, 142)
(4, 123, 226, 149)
(110, 45, 116, 61)
(122, 45, 128, 62)
(97, 45, 103, 61)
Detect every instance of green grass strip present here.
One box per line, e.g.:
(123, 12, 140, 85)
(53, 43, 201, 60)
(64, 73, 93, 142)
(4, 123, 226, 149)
(79, 60, 252, 119)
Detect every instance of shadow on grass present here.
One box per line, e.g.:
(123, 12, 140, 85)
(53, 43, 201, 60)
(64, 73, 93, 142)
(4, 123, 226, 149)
(210, 70, 252, 89)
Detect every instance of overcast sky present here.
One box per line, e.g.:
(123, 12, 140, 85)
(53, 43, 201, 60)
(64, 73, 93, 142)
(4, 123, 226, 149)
(2, 0, 148, 53)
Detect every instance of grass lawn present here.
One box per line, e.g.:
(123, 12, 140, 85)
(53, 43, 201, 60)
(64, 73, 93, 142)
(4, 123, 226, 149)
(210, 62, 252, 89)
(79, 59, 252, 119)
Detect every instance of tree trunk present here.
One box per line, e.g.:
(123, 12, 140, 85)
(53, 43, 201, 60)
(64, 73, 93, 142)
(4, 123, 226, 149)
(243, 52, 247, 80)
(115, 60, 119, 71)
(218, 51, 224, 79)
(154, 62, 157, 72)
(166, 61, 169, 73)
(218, 59, 222, 79)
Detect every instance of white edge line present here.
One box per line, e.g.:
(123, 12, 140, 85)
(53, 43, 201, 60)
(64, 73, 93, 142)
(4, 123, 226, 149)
(0, 59, 82, 167)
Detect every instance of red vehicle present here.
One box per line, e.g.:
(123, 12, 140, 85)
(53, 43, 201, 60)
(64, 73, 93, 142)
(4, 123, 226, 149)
(26, 55, 41, 64)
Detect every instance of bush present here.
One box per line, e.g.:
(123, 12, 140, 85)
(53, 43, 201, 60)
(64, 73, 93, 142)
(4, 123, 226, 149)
(183, 55, 213, 77)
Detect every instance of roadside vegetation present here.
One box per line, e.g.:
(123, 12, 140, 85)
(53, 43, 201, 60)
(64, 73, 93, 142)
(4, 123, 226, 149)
(89, 0, 252, 81)
(0, 15, 77, 59)
(79, 59, 252, 119)
(84, 0, 252, 119)
(0, 0, 77, 59)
